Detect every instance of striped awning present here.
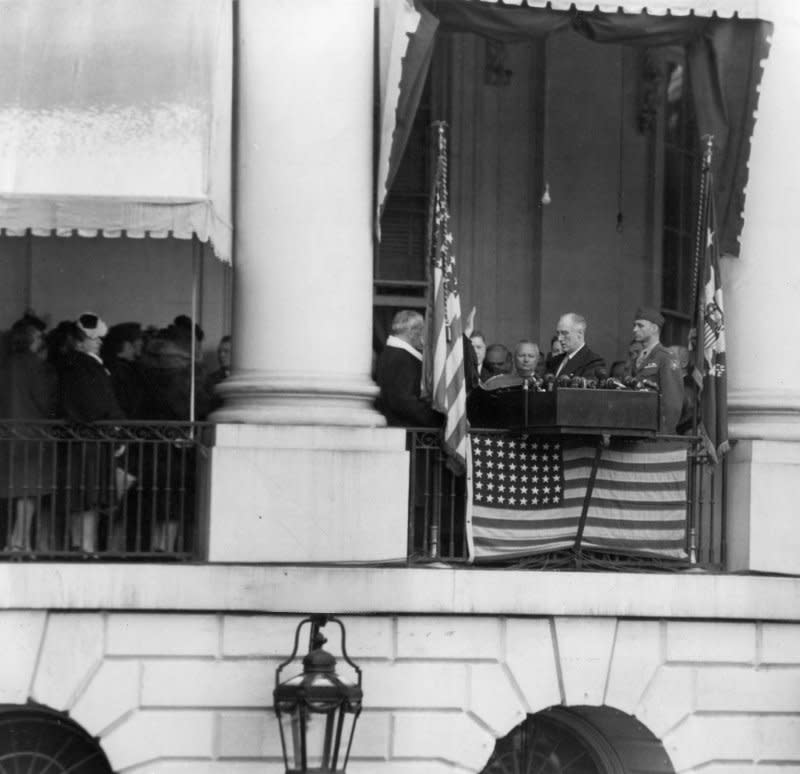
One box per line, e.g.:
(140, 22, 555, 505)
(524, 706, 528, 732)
(0, 0, 232, 262)
(470, 0, 761, 18)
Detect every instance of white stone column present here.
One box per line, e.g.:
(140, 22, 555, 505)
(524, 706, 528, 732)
(204, 0, 410, 563)
(724, 5, 800, 573)
(215, 0, 383, 427)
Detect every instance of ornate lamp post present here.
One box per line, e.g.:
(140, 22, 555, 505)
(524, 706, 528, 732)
(273, 615, 363, 773)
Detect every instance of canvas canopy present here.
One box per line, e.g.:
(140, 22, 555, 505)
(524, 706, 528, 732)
(0, 0, 232, 262)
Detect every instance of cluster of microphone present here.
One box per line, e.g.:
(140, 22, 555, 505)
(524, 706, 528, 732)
(522, 370, 659, 393)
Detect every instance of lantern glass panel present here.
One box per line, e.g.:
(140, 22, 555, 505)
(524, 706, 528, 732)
(277, 704, 353, 773)
(304, 706, 338, 772)
(335, 707, 359, 769)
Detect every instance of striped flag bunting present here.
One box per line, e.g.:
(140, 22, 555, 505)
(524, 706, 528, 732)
(422, 122, 467, 471)
(466, 432, 689, 561)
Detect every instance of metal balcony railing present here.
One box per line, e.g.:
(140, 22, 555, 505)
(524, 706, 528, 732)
(0, 421, 211, 560)
(407, 429, 726, 570)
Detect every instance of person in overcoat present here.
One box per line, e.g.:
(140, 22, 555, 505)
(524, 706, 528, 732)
(57, 313, 125, 552)
(0, 317, 57, 551)
(375, 310, 442, 428)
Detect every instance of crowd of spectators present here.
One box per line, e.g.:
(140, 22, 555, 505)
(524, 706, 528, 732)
(0, 310, 231, 554)
(0, 311, 231, 424)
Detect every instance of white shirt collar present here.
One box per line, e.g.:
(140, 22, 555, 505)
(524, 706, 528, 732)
(385, 335, 422, 362)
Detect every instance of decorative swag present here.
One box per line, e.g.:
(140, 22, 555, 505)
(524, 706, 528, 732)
(378, 0, 771, 257)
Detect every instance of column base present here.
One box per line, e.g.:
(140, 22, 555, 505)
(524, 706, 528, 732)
(728, 389, 800, 441)
(211, 371, 386, 427)
(200, 424, 409, 563)
(726, 439, 800, 574)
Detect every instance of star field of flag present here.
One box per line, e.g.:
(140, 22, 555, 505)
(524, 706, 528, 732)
(471, 434, 564, 509)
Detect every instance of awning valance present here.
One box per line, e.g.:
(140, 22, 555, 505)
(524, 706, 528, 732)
(467, 0, 760, 18)
(0, 0, 232, 262)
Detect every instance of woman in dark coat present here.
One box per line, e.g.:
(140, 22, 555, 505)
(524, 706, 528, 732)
(57, 313, 125, 552)
(137, 327, 210, 552)
(0, 318, 58, 551)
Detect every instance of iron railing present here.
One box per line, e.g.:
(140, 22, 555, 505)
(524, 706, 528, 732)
(0, 421, 211, 560)
(407, 429, 725, 570)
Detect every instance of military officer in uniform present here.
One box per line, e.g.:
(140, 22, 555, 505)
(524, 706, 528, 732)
(630, 307, 684, 433)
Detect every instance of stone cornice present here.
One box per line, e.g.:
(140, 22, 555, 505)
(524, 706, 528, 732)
(1, 564, 798, 622)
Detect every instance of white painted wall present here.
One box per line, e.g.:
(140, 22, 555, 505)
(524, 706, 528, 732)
(3, 605, 798, 773)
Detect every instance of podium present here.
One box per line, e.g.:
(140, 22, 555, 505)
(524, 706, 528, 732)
(467, 385, 659, 436)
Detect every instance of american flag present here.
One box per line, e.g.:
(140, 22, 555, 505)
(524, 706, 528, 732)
(691, 140, 729, 462)
(467, 432, 689, 561)
(422, 122, 467, 471)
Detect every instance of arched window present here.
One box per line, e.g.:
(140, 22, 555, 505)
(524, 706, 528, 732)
(0, 705, 113, 773)
(481, 706, 674, 774)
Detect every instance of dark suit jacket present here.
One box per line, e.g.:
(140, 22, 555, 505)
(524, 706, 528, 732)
(551, 346, 606, 379)
(375, 344, 442, 427)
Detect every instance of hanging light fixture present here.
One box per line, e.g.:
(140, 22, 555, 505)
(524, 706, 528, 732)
(274, 615, 363, 774)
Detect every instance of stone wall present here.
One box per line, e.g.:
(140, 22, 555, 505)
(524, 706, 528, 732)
(4, 609, 799, 773)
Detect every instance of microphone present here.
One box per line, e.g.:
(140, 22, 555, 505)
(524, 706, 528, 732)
(639, 378, 659, 391)
(543, 373, 556, 392)
(557, 375, 572, 389)
(605, 377, 627, 390)
(595, 368, 609, 382)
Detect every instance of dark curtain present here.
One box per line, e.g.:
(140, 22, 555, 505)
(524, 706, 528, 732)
(380, 3, 440, 220)
(427, 1, 771, 256)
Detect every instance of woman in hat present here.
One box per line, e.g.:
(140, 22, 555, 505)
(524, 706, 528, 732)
(57, 313, 125, 553)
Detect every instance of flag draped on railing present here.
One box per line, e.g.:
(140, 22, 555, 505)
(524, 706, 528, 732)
(690, 138, 729, 462)
(422, 122, 468, 471)
(467, 433, 690, 561)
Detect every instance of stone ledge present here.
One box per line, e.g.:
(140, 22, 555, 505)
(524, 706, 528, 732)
(0, 565, 798, 622)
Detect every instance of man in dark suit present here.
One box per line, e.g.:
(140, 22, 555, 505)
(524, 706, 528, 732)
(631, 307, 684, 433)
(551, 313, 606, 378)
(375, 310, 442, 427)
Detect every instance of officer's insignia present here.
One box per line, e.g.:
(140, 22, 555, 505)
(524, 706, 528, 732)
(670, 359, 679, 370)
(704, 300, 724, 343)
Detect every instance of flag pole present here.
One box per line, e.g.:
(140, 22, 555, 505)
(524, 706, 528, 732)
(690, 135, 715, 439)
(687, 135, 714, 565)
(422, 119, 468, 474)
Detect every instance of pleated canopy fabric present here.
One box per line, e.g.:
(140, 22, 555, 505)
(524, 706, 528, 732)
(0, 0, 232, 262)
(462, 0, 760, 16)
